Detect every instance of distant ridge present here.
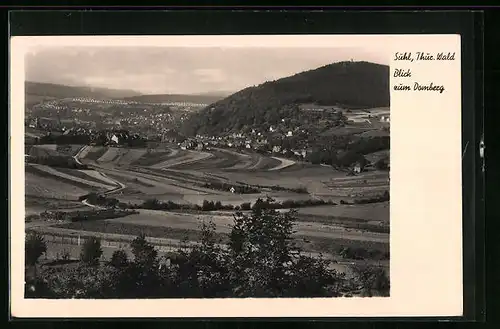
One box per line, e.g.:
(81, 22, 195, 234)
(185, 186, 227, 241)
(121, 93, 228, 105)
(182, 61, 390, 136)
(25, 81, 142, 100)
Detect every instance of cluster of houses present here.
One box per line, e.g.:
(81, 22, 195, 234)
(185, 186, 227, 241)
(70, 97, 208, 109)
(179, 133, 271, 152)
(176, 131, 311, 160)
(90, 130, 144, 146)
(26, 116, 96, 133)
(118, 111, 176, 131)
(70, 98, 136, 105)
(62, 127, 94, 136)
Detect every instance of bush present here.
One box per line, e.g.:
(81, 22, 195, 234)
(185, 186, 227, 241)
(80, 237, 103, 265)
(202, 181, 260, 194)
(292, 186, 309, 194)
(131, 234, 158, 267)
(84, 193, 119, 208)
(25, 232, 47, 266)
(142, 198, 162, 210)
(351, 265, 390, 297)
(353, 191, 389, 204)
(240, 202, 251, 211)
(202, 200, 215, 211)
(281, 199, 298, 209)
(110, 249, 129, 268)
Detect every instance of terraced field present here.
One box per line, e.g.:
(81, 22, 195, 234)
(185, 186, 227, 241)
(28, 145, 60, 157)
(80, 146, 107, 161)
(28, 164, 115, 190)
(25, 141, 390, 263)
(25, 171, 92, 201)
(96, 147, 147, 166)
(131, 149, 177, 166)
(296, 202, 389, 222)
(153, 150, 214, 169)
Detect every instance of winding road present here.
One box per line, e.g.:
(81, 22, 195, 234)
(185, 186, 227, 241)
(269, 157, 296, 171)
(74, 146, 127, 208)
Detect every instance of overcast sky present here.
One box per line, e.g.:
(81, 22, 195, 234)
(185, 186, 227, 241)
(25, 46, 389, 95)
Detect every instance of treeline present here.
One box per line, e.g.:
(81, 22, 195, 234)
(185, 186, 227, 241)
(339, 246, 390, 261)
(26, 208, 137, 223)
(236, 181, 309, 194)
(133, 197, 336, 213)
(306, 136, 390, 168)
(201, 181, 260, 194)
(25, 198, 390, 298)
(353, 191, 389, 204)
(35, 130, 148, 148)
(202, 181, 309, 195)
(83, 193, 388, 214)
(39, 134, 92, 145)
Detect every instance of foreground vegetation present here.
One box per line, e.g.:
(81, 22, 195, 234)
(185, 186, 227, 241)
(25, 198, 389, 298)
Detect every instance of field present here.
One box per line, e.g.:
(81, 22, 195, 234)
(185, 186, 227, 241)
(25, 140, 390, 265)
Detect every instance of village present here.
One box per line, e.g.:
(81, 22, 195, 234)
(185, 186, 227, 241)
(26, 101, 390, 177)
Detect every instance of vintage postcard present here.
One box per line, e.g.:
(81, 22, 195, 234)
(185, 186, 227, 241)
(10, 35, 462, 317)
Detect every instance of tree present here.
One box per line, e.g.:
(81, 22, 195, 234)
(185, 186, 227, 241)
(288, 256, 341, 297)
(110, 249, 129, 268)
(226, 197, 343, 297)
(118, 234, 162, 298)
(131, 234, 158, 267)
(202, 200, 215, 211)
(173, 221, 231, 298)
(240, 202, 251, 211)
(228, 197, 299, 297)
(142, 198, 161, 210)
(80, 237, 103, 265)
(25, 232, 47, 266)
(351, 265, 390, 297)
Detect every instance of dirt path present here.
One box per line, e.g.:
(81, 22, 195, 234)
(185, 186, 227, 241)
(72, 149, 127, 208)
(30, 164, 114, 190)
(269, 157, 296, 171)
(73, 145, 87, 165)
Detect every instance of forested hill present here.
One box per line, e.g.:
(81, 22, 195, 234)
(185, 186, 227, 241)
(181, 61, 390, 136)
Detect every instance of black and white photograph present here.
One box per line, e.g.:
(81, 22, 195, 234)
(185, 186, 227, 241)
(22, 40, 391, 299)
(10, 33, 465, 318)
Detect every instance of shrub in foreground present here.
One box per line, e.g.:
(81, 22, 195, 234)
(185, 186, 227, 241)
(80, 237, 103, 265)
(25, 232, 47, 266)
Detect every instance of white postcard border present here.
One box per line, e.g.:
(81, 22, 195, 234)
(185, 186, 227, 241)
(10, 35, 463, 318)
